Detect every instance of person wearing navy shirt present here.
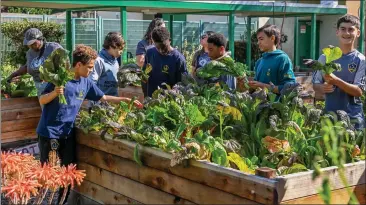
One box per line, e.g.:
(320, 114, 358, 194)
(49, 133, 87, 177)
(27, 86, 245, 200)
(36, 45, 143, 205)
(136, 18, 166, 68)
(312, 15, 366, 129)
(89, 32, 125, 97)
(142, 27, 187, 97)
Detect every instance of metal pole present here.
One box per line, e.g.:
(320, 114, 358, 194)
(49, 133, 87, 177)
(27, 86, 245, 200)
(66, 10, 73, 59)
(246, 17, 252, 70)
(229, 12, 235, 58)
(294, 17, 299, 70)
(98, 16, 102, 51)
(310, 13, 317, 60)
(72, 18, 76, 51)
(359, 0, 365, 54)
(170, 15, 174, 47)
(181, 21, 184, 51)
(120, 6, 127, 63)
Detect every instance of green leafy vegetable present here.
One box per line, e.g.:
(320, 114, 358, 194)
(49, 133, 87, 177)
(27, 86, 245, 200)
(39, 48, 73, 104)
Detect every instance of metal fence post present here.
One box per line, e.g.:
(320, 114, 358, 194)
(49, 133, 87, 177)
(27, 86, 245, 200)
(71, 18, 76, 51)
(181, 21, 184, 51)
(97, 16, 103, 51)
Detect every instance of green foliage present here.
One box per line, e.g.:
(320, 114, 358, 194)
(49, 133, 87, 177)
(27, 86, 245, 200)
(39, 48, 72, 104)
(1, 20, 65, 65)
(7, 7, 52, 15)
(1, 74, 36, 98)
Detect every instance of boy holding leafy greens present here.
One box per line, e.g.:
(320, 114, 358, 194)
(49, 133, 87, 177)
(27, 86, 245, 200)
(37, 45, 143, 204)
(311, 15, 366, 129)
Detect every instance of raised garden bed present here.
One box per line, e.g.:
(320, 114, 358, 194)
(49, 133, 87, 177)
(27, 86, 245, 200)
(71, 130, 365, 205)
(1, 97, 41, 144)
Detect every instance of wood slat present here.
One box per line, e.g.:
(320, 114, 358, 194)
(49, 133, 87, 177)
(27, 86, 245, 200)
(1, 129, 37, 143)
(276, 161, 365, 201)
(1, 107, 42, 121)
(74, 179, 141, 204)
(1, 97, 39, 110)
(281, 185, 366, 204)
(77, 144, 258, 204)
(78, 162, 194, 204)
(1, 118, 40, 133)
(76, 130, 277, 204)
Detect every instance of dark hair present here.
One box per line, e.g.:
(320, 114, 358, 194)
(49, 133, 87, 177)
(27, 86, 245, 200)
(337, 14, 360, 29)
(257, 24, 281, 46)
(103, 32, 125, 50)
(207, 33, 227, 48)
(72, 44, 98, 67)
(143, 18, 165, 44)
(203, 31, 215, 37)
(152, 27, 171, 55)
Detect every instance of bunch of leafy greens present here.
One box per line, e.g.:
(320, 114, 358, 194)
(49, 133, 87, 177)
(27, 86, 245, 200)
(117, 64, 142, 88)
(39, 48, 73, 104)
(197, 55, 248, 79)
(305, 46, 342, 74)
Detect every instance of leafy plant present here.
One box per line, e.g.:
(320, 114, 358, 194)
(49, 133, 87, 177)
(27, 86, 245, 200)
(303, 46, 342, 74)
(39, 48, 72, 104)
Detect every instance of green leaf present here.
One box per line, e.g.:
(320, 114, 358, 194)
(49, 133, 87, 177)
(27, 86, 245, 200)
(322, 47, 342, 64)
(211, 140, 228, 166)
(279, 163, 308, 175)
(134, 144, 143, 166)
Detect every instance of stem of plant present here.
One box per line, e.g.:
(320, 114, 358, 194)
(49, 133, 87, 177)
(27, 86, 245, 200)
(59, 185, 69, 205)
(48, 191, 56, 204)
(39, 187, 49, 204)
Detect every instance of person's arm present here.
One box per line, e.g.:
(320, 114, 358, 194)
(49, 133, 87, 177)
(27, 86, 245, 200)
(136, 41, 147, 67)
(7, 65, 27, 82)
(39, 84, 63, 105)
(85, 79, 143, 108)
(325, 60, 365, 97)
(176, 55, 188, 83)
(276, 57, 296, 93)
(88, 58, 103, 83)
(191, 52, 199, 76)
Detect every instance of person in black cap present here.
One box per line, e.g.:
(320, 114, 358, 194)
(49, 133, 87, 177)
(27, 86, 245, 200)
(7, 28, 65, 99)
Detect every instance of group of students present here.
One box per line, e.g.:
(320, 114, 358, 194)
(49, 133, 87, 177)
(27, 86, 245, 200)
(5, 14, 365, 204)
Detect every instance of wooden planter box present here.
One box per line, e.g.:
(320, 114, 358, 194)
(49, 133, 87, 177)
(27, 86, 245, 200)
(1, 97, 41, 144)
(71, 130, 365, 205)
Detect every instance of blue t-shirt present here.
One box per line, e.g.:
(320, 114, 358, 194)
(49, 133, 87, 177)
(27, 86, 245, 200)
(313, 50, 366, 129)
(36, 78, 105, 139)
(89, 49, 119, 96)
(254, 50, 296, 92)
(142, 47, 187, 97)
(193, 51, 211, 69)
(136, 39, 154, 56)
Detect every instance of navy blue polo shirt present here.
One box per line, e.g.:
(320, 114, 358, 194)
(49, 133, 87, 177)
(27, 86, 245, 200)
(36, 77, 105, 139)
(142, 47, 187, 97)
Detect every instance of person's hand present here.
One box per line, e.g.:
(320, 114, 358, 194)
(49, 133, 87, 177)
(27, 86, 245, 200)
(133, 100, 143, 109)
(248, 81, 267, 89)
(324, 73, 340, 85)
(54, 86, 64, 95)
(322, 83, 335, 93)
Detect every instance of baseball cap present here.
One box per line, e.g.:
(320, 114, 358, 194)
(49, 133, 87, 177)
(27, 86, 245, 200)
(23, 28, 43, 46)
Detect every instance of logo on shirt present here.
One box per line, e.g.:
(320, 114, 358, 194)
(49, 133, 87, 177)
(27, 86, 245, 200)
(348, 63, 357, 73)
(162, 65, 169, 74)
(284, 73, 292, 78)
(77, 90, 84, 100)
(266, 69, 271, 77)
(199, 58, 209, 67)
(145, 63, 153, 74)
(30, 56, 45, 70)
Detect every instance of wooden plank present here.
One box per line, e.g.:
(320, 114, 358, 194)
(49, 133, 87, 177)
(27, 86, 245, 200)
(1, 107, 41, 121)
(77, 145, 258, 204)
(78, 162, 194, 204)
(276, 161, 365, 202)
(1, 129, 37, 144)
(281, 184, 366, 204)
(76, 130, 277, 204)
(1, 117, 39, 133)
(1, 97, 39, 110)
(74, 179, 141, 204)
